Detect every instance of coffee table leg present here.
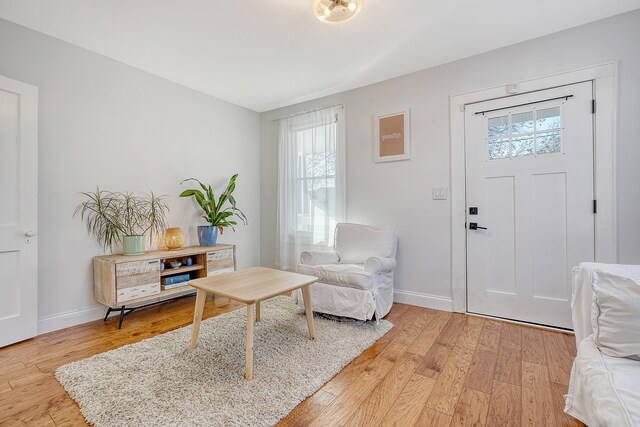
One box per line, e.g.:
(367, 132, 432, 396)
(246, 303, 255, 380)
(256, 301, 261, 322)
(190, 289, 207, 349)
(301, 285, 316, 340)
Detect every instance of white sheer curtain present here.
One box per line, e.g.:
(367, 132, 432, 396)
(276, 106, 345, 270)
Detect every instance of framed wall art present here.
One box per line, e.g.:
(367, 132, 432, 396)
(374, 109, 410, 162)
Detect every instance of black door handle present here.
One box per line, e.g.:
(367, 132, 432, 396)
(469, 222, 488, 230)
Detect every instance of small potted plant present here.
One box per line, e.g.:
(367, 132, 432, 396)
(75, 189, 169, 255)
(180, 174, 248, 246)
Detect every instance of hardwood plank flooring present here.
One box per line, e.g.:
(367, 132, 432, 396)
(521, 362, 557, 426)
(380, 374, 436, 427)
(0, 296, 584, 426)
(451, 387, 490, 427)
(464, 347, 498, 394)
(486, 379, 522, 427)
(542, 331, 573, 386)
(477, 320, 502, 352)
(424, 345, 474, 416)
(521, 327, 547, 365)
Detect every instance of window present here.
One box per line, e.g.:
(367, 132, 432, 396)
(276, 106, 345, 270)
(294, 124, 338, 236)
(488, 106, 561, 160)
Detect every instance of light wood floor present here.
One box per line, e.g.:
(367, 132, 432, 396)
(0, 296, 583, 426)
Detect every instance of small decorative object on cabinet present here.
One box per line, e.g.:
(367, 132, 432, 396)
(94, 245, 236, 328)
(163, 227, 185, 250)
(179, 174, 248, 246)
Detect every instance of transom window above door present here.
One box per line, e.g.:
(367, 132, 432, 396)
(487, 106, 562, 160)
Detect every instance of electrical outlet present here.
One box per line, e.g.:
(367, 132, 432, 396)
(432, 187, 448, 200)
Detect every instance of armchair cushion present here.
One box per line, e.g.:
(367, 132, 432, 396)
(591, 270, 640, 359)
(299, 250, 339, 266)
(364, 256, 397, 274)
(572, 262, 640, 344)
(297, 263, 375, 290)
(334, 223, 397, 264)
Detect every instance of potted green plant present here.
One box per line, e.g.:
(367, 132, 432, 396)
(75, 189, 169, 255)
(179, 174, 248, 246)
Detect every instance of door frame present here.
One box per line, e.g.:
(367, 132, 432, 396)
(450, 62, 616, 313)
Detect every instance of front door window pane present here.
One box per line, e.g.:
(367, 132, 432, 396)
(536, 107, 561, 131)
(536, 131, 561, 154)
(489, 140, 510, 160)
(488, 116, 509, 140)
(511, 111, 534, 134)
(512, 136, 534, 157)
(487, 105, 562, 160)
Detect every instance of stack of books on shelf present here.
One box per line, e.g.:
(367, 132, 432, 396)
(161, 273, 191, 290)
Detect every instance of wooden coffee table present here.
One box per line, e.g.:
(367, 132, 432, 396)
(188, 267, 318, 380)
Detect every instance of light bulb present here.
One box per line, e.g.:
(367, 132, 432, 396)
(347, 1, 357, 12)
(323, 6, 331, 17)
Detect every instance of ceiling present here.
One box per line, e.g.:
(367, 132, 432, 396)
(0, 1, 638, 112)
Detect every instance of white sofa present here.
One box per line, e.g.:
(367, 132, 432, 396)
(565, 262, 640, 426)
(293, 223, 398, 321)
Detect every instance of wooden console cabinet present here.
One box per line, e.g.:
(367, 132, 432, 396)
(93, 245, 236, 327)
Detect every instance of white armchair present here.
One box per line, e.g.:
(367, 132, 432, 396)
(565, 263, 640, 426)
(293, 223, 398, 321)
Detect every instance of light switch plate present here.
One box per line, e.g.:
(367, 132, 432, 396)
(432, 187, 448, 200)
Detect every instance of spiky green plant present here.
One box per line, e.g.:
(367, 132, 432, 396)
(179, 174, 248, 234)
(74, 189, 169, 251)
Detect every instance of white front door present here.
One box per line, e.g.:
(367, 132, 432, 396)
(465, 82, 594, 329)
(0, 75, 38, 347)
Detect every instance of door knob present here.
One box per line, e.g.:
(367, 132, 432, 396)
(468, 223, 488, 230)
(25, 230, 35, 237)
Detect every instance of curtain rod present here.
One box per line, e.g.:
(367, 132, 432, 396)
(271, 104, 343, 122)
(474, 95, 573, 115)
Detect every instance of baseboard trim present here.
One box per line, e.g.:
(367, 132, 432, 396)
(37, 291, 198, 335)
(38, 290, 453, 334)
(38, 305, 106, 335)
(393, 289, 453, 312)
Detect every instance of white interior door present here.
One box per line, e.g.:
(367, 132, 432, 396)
(0, 75, 38, 347)
(465, 82, 594, 329)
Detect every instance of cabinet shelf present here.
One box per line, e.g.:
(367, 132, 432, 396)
(160, 264, 204, 277)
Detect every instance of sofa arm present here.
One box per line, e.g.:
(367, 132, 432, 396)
(364, 257, 396, 274)
(300, 250, 339, 266)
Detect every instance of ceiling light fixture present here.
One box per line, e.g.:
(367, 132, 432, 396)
(313, 0, 362, 24)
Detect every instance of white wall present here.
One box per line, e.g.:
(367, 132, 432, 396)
(0, 19, 261, 333)
(260, 11, 640, 309)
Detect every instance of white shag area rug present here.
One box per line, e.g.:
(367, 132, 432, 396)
(56, 296, 393, 427)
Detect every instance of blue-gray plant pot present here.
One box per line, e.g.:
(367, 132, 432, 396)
(197, 226, 218, 246)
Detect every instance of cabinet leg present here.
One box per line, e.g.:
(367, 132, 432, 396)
(118, 306, 126, 329)
(103, 307, 112, 322)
